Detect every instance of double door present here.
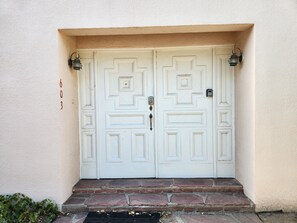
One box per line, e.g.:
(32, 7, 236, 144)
(97, 49, 214, 178)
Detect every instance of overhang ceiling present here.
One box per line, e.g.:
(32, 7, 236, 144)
(59, 24, 253, 36)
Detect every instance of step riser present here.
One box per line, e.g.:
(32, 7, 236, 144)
(73, 187, 243, 194)
(72, 179, 243, 194)
(62, 205, 254, 213)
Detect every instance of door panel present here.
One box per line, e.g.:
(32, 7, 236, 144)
(97, 51, 155, 178)
(156, 49, 214, 177)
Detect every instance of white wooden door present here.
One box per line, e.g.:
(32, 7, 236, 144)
(156, 49, 214, 177)
(97, 51, 155, 178)
(79, 47, 234, 178)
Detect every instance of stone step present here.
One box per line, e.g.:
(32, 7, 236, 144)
(62, 192, 254, 213)
(72, 178, 243, 194)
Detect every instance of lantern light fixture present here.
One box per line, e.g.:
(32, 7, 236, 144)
(228, 47, 243, 66)
(68, 51, 82, 70)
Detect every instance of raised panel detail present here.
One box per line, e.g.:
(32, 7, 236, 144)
(106, 113, 146, 128)
(81, 111, 96, 129)
(79, 55, 97, 178)
(217, 57, 232, 106)
(214, 48, 235, 177)
(165, 111, 205, 127)
(132, 132, 148, 162)
(119, 76, 134, 92)
(217, 110, 232, 127)
(80, 60, 95, 109)
(164, 56, 206, 105)
(106, 133, 122, 162)
(177, 74, 192, 90)
(217, 129, 232, 161)
(104, 59, 146, 108)
(81, 163, 97, 178)
(191, 131, 207, 161)
(81, 131, 96, 162)
(164, 131, 180, 161)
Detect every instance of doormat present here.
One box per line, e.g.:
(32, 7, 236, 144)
(84, 212, 161, 223)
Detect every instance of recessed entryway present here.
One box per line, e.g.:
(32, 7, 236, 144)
(78, 47, 235, 179)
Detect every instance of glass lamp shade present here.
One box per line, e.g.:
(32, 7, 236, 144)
(72, 57, 82, 70)
(228, 53, 239, 66)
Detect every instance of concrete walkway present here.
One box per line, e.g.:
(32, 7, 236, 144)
(53, 211, 297, 223)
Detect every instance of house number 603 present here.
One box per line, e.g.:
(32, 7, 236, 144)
(60, 79, 63, 110)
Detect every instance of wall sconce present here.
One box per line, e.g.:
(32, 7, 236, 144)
(68, 51, 82, 70)
(228, 47, 243, 66)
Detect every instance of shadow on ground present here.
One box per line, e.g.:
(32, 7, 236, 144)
(258, 212, 297, 223)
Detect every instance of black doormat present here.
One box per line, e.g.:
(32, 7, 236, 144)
(84, 212, 161, 223)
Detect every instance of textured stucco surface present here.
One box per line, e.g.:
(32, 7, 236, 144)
(234, 28, 255, 202)
(0, 0, 297, 211)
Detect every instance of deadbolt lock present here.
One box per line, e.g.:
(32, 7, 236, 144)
(206, 89, 213, 97)
(148, 96, 154, 106)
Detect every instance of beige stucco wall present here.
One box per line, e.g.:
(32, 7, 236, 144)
(234, 28, 255, 201)
(0, 2, 80, 207)
(252, 4, 297, 211)
(58, 33, 80, 203)
(0, 0, 297, 211)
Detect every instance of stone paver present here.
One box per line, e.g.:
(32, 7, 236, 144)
(173, 178, 214, 187)
(64, 197, 87, 205)
(140, 178, 173, 187)
(205, 193, 251, 206)
(170, 194, 204, 205)
(231, 213, 263, 223)
(109, 179, 141, 188)
(74, 179, 110, 189)
(85, 194, 128, 206)
(161, 213, 263, 223)
(129, 194, 168, 206)
(213, 178, 241, 186)
(54, 213, 88, 223)
(179, 214, 238, 223)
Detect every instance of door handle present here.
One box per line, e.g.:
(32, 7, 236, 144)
(149, 113, 153, 131)
(148, 96, 154, 131)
